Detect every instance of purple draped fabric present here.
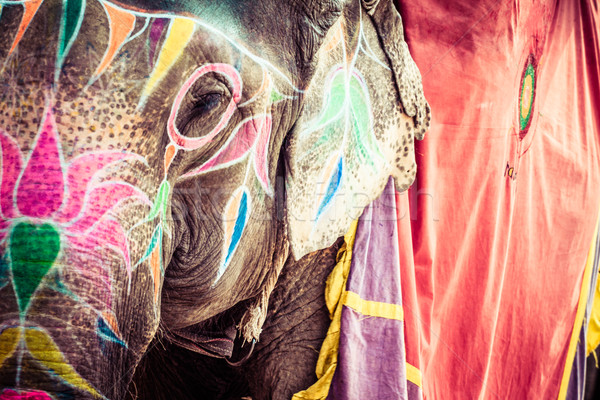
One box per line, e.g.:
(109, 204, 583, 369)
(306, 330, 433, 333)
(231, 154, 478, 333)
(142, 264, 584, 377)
(327, 178, 415, 399)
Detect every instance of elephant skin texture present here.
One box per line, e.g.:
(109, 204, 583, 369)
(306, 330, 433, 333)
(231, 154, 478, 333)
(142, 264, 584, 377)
(128, 239, 342, 400)
(0, 0, 428, 398)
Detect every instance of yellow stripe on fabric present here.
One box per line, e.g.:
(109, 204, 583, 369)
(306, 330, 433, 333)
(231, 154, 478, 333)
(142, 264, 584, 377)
(292, 220, 358, 400)
(558, 214, 599, 400)
(405, 362, 422, 388)
(139, 17, 196, 106)
(587, 270, 600, 355)
(341, 290, 404, 321)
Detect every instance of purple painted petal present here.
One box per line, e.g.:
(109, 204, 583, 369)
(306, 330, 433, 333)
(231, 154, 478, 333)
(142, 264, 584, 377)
(0, 131, 23, 219)
(182, 116, 265, 178)
(0, 219, 9, 244)
(149, 18, 168, 69)
(55, 152, 146, 223)
(252, 116, 272, 194)
(66, 182, 150, 234)
(16, 107, 65, 218)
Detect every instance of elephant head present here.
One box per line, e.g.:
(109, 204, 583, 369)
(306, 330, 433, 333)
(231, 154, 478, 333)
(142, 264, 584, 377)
(0, 0, 429, 398)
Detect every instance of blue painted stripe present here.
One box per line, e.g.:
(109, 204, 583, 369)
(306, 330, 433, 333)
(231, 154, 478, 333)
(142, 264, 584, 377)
(0, 255, 8, 291)
(225, 191, 248, 266)
(97, 317, 126, 348)
(316, 158, 342, 219)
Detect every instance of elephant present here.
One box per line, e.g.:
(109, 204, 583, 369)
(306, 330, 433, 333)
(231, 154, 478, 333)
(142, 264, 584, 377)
(0, 0, 429, 399)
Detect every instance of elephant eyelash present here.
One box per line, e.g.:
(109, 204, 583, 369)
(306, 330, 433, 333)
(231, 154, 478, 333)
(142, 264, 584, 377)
(191, 93, 223, 116)
(177, 92, 226, 134)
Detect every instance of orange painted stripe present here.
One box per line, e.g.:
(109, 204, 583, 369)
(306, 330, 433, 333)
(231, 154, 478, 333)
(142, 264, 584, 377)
(251, 69, 270, 99)
(8, 0, 44, 56)
(150, 245, 161, 303)
(323, 18, 343, 53)
(163, 143, 177, 174)
(101, 310, 124, 341)
(223, 189, 243, 244)
(93, 2, 136, 80)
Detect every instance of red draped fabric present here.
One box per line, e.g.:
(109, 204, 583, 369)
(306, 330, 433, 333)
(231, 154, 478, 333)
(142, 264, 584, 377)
(396, 0, 600, 398)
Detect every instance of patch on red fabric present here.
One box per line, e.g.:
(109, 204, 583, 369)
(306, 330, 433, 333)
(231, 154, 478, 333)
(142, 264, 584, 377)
(519, 54, 537, 138)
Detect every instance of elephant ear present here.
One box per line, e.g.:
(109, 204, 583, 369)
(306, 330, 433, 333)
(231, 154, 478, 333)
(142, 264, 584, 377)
(361, 0, 430, 136)
(285, 0, 430, 259)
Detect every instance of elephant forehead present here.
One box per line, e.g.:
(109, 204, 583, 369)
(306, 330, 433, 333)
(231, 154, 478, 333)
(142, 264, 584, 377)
(0, 0, 282, 105)
(3, 90, 143, 146)
(1, 28, 257, 165)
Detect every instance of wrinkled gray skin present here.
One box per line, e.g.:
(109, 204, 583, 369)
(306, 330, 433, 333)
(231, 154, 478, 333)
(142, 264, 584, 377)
(130, 240, 343, 399)
(0, 0, 428, 398)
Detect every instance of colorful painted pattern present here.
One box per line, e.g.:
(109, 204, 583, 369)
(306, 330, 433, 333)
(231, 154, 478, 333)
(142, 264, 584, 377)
(1, 0, 386, 288)
(0, 3, 292, 392)
(0, 388, 53, 400)
(1, 0, 292, 300)
(519, 57, 536, 132)
(162, 62, 273, 281)
(0, 106, 150, 313)
(0, 0, 393, 395)
(299, 22, 386, 223)
(0, 104, 152, 396)
(182, 115, 273, 194)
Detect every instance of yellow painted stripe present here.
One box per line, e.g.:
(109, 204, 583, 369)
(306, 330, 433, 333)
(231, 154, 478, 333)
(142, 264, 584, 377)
(406, 362, 422, 388)
(139, 17, 196, 105)
(0, 327, 21, 367)
(25, 329, 104, 399)
(557, 214, 599, 400)
(341, 290, 404, 321)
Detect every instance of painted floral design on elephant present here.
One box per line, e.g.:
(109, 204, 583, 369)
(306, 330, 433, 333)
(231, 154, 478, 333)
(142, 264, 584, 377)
(0, 104, 154, 397)
(0, 104, 152, 314)
(166, 64, 275, 282)
(299, 14, 387, 222)
(0, 0, 296, 289)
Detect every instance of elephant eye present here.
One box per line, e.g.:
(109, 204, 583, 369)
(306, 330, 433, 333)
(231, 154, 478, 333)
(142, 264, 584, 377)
(177, 89, 227, 135)
(191, 93, 222, 117)
(171, 67, 240, 142)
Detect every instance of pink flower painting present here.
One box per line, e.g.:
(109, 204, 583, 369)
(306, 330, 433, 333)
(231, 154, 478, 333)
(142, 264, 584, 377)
(0, 104, 151, 342)
(0, 389, 53, 400)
